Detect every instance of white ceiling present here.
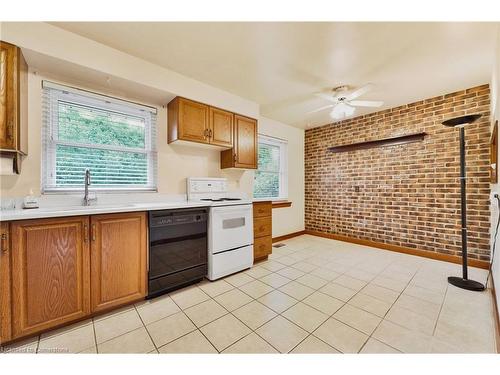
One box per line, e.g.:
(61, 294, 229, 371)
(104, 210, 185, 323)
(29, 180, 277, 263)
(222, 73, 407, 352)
(50, 22, 498, 128)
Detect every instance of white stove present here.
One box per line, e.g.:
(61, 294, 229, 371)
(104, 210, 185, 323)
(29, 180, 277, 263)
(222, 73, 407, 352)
(187, 178, 254, 280)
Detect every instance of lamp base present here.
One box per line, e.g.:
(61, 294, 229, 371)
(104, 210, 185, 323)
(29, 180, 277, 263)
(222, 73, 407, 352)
(447, 276, 485, 291)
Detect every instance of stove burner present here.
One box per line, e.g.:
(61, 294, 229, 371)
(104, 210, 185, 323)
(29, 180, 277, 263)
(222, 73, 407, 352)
(200, 198, 242, 202)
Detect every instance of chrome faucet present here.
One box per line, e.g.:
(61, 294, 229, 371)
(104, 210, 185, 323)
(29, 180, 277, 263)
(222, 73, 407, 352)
(83, 169, 97, 206)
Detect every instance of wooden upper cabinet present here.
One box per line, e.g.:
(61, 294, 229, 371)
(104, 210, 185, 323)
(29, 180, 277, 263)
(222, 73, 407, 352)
(235, 115, 258, 168)
(221, 115, 258, 169)
(10, 217, 91, 339)
(167, 96, 257, 167)
(168, 97, 210, 144)
(209, 107, 233, 147)
(0, 41, 27, 154)
(90, 212, 147, 313)
(0, 222, 11, 344)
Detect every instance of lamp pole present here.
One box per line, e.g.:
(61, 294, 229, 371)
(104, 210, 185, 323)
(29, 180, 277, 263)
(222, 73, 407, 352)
(442, 114, 484, 292)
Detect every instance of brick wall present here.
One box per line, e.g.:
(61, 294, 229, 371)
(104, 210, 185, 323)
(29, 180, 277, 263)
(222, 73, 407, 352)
(305, 84, 491, 261)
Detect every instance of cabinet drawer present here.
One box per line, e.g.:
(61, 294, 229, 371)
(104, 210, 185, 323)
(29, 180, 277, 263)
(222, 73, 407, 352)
(253, 216, 271, 238)
(253, 202, 271, 218)
(254, 236, 272, 259)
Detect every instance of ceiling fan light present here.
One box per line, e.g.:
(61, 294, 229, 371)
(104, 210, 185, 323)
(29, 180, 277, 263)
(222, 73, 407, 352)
(329, 107, 343, 120)
(345, 104, 355, 116)
(330, 102, 355, 120)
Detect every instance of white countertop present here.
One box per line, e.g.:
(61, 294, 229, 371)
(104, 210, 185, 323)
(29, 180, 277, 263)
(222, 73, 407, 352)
(0, 190, 257, 221)
(0, 200, 213, 221)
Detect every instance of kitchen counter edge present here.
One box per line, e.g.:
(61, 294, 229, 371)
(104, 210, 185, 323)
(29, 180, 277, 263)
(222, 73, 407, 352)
(0, 201, 212, 221)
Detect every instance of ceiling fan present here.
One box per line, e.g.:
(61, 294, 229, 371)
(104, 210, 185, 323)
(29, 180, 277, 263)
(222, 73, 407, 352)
(308, 84, 384, 120)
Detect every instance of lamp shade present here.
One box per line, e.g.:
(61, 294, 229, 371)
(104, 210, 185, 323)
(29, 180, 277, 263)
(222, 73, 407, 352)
(442, 114, 482, 127)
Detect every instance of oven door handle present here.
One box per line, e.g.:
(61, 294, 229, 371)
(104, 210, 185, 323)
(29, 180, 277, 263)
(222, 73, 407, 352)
(222, 217, 247, 229)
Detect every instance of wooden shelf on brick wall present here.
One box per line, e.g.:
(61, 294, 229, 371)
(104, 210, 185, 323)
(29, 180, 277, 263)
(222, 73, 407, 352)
(328, 132, 427, 153)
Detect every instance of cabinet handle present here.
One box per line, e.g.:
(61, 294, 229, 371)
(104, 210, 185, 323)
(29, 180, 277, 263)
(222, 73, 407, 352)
(91, 224, 96, 241)
(233, 154, 237, 162)
(0, 233, 8, 253)
(209, 129, 213, 138)
(83, 224, 89, 242)
(204, 129, 209, 139)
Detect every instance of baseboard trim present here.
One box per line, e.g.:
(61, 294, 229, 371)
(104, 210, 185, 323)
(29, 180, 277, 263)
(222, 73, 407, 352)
(304, 230, 490, 270)
(272, 230, 306, 243)
(491, 275, 500, 353)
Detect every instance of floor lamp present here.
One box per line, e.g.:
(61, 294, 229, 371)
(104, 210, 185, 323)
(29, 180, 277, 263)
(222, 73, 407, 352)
(442, 114, 485, 291)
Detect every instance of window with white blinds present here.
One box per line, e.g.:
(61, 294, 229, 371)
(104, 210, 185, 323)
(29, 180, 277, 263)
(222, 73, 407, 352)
(42, 81, 158, 192)
(253, 134, 288, 200)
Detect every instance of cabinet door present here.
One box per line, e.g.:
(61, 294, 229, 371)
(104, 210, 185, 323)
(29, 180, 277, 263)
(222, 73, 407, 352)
(178, 98, 210, 144)
(11, 217, 91, 339)
(0, 222, 11, 344)
(234, 115, 257, 169)
(0, 41, 16, 150)
(209, 107, 233, 147)
(90, 212, 147, 313)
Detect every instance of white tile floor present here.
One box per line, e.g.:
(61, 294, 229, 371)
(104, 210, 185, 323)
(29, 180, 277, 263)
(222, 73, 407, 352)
(2, 235, 497, 354)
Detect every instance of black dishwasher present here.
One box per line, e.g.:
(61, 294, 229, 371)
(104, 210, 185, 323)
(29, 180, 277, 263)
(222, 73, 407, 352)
(148, 208, 208, 299)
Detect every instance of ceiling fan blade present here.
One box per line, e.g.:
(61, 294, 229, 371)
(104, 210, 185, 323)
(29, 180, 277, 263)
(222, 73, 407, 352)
(345, 83, 374, 101)
(307, 104, 334, 114)
(314, 92, 337, 103)
(349, 100, 384, 107)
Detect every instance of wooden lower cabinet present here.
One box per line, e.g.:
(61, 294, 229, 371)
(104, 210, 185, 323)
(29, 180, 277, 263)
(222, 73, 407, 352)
(10, 217, 91, 339)
(0, 222, 12, 343)
(1, 211, 148, 344)
(90, 212, 147, 313)
(253, 202, 272, 261)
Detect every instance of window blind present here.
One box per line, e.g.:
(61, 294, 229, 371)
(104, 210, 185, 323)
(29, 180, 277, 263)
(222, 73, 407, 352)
(253, 134, 288, 200)
(42, 81, 158, 192)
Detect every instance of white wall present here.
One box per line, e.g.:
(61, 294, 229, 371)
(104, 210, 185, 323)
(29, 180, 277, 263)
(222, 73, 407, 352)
(259, 117, 305, 237)
(490, 25, 500, 316)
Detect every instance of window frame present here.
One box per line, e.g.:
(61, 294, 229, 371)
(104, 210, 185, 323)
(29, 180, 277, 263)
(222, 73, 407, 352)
(42, 81, 158, 193)
(253, 134, 288, 201)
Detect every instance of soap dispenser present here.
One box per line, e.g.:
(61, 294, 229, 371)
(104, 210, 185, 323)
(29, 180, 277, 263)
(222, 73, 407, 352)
(23, 189, 39, 209)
